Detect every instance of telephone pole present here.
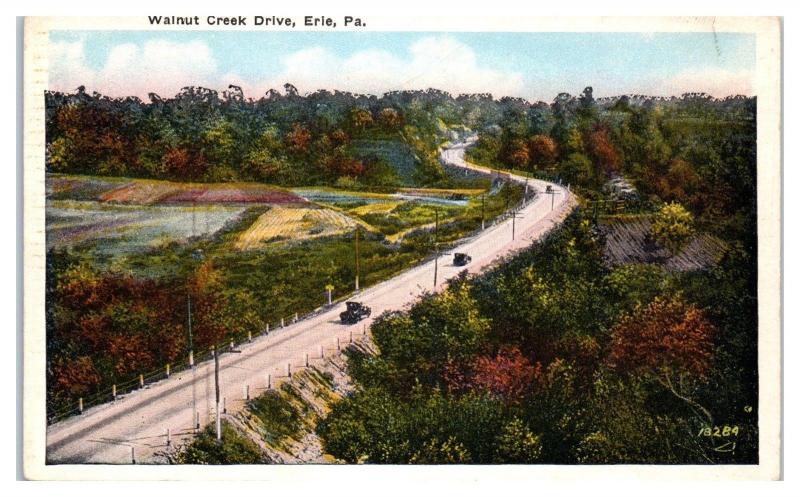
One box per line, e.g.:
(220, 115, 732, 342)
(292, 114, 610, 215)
(433, 242, 439, 288)
(213, 345, 220, 441)
(354, 227, 360, 292)
(512, 210, 516, 240)
(481, 193, 486, 230)
(187, 295, 194, 367)
(434, 207, 439, 241)
(543, 186, 561, 211)
(212, 342, 241, 442)
(433, 209, 440, 288)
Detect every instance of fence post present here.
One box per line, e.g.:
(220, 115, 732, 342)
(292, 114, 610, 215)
(350, 329, 353, 344)
(287, 363, 292, 379)
(267, 374, 272, 389)
(337, 337, 340, 351)
(320, 345, 324, 359)
(248, 331, 252, 342)
(245, 384, 250, 400)
(196, 411, 200, 430)
(131, 446, 136, 464)
(139, 374, 144, 389)
(305, 353, 309, 367)
(166, 428, 171, 446)
(281, 318, 285, 328)
(189, 350, 194, 367)
(223, 397, 227, 414)
(230, 339, 235, 350)
(166, 363, 170, 378)
(265, 323, 270, 334)
(112, 384, 117, 401)
(78, 397, 83, 414)
(294, 312, 299, 323)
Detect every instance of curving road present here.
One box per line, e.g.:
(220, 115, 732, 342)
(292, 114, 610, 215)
(45, 138, 576, 464)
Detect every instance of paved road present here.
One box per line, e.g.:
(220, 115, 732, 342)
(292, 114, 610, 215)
(45, 138, 576, 464)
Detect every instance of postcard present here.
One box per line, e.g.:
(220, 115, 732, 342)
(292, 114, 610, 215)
(21, 15, 782, 480)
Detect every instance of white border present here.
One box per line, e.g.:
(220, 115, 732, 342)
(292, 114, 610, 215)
(21, 15, 782, 481)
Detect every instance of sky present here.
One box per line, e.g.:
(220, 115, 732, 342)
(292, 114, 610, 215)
(48, 31, 755, 102)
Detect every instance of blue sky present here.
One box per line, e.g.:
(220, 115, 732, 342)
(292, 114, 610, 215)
(49, 31, 755, 101)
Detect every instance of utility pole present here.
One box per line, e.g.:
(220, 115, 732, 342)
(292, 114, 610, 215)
(187, 249, 203, 368)
(481, 193, 486, 230)
(512, 210, 516, 240)
(213, 345, 220, 441)
(433, 242, 439, 288)
(433, 208, 440, 288)
(354, 227, 360, 292)
(187, 295, 194, 367)
(212, 342, 241, 442)
(543, 186, 561, 211)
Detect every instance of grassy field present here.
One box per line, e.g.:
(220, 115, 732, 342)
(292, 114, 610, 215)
(47, 174, 305, 205)
(46, 199, 248, 255)
(46, 175, 493, 263)
(235, 205, 362, 250)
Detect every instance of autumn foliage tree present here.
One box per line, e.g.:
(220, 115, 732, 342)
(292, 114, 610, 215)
(378, 108, 403, 131)
(348, 107, 374, 132)
(608, 296, 716, 422)
(468, 346, 542, 403)
(528, 134, 558, 168)
(586, 125, 620, 179)
(284, 123, 312, 155)
(505, 139, 530, 170)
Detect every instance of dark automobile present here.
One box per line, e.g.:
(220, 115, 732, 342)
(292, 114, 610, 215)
(453, 253, 472, 266)
(340, 301, 372, 324)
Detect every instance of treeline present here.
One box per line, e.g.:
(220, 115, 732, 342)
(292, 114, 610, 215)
(465, 87, 756, 236)
(318, 211, 758, 463)
(44, 85, 473, 187)
(45, 85, 754, 197)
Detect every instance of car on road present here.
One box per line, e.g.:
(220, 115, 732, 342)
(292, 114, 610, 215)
(340, 301, 372, 324)
(453, 253, 472, 266)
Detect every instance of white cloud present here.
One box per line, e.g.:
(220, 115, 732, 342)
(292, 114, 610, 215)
(48, 36, 752, 101)
(256, 36, 526, 98)
(49, 35, 526, 100)
(49, 40, 95, 93)
(49, 39, 219, 99)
